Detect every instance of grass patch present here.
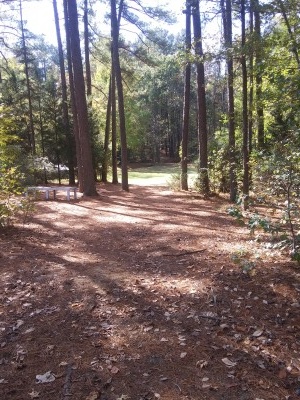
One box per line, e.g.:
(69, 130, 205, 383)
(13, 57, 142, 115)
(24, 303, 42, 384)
(126, 163, 197, 186)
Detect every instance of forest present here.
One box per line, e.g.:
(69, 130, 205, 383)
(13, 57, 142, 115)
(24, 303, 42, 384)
(1, 1, 300, 399)
(0, 0, 299, 251)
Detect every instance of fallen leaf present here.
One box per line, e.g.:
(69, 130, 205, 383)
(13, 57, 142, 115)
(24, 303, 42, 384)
(36, 371, 56, 384)
(253, 329, 263, 337)
(222, 358, 237, 367)
(202, 383, 211, 389)
(12, 320, 24, 331)
(196, 360, 208, 369)
(59, 361, 68, 367)
(111, 366, 119, 374)
(278, 369, 287, 379)
(85, 391, 100, 400)
(29, 390, 40, 399)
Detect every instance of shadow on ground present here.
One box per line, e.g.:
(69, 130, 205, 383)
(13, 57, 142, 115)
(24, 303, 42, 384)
(1, 183, 299, 400)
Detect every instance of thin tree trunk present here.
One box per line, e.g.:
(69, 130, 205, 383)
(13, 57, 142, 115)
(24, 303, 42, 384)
(102, 77, 111, 183)
(111, 0, 129, 191)
(111, 67, 118, 184)
(241, 0, 249, 209)
(181, 1, 192, 191)
(65, 0, 97, 196)
(253, 0, 264, 149)
(192, 0, 209, 195)
(20, 0, 35, 155)
(221, 0, 237, 201)
(53, 0, 75, 185)
(84, 0, 92, 97)
(249, 0, 254, 155)
(38, 96, 47, 184)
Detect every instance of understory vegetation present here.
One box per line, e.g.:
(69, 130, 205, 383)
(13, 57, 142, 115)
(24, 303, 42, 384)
(0, 0, 299, 264)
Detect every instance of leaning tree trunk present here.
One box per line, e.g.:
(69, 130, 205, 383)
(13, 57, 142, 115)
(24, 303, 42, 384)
(241, 0, 249, 209)
(111, 0, 129, 191)
(181, 0, 192, 191)
(192, 0, 209, 196)
(53, 0, 75, 185)
(65, 0, 97, 196)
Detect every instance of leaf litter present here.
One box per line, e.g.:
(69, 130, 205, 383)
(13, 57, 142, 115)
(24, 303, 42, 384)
(0, 183, 299, 399)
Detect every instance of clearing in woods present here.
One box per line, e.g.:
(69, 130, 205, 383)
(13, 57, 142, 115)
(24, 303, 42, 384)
(0, 174, 299, 400)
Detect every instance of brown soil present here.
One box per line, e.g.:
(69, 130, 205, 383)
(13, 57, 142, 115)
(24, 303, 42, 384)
(1, 183, 300, 400)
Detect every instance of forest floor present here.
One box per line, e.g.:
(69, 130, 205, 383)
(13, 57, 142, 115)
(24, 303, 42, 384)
(1, 179, 300, 400)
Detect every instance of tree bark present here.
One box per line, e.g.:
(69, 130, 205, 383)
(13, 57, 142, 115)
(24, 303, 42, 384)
(111, 0, 129, 191)
(181, 1, 192, 191)
(65, 0, 97, 196)
(64, 0, 83, 190)
(111, 67, 118, 184)
(192, 0, 209, 195)
(241, 0, 249, 209)
(249, 1, 254, 155)
(221, 0, 237, 201)
(253, 0, 264, 149)
(102, 77, 111, 183)
(83, 0, 92, 97)
(19, 0, 35, 155)
(53, 0, 75, 185)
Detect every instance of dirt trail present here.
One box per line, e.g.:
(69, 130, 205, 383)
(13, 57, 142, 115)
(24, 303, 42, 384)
(0, 183, 299, 400)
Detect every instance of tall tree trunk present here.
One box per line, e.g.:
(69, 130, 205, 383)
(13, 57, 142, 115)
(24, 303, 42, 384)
(181, 1, 192, 191)
(221, 0, 237, 201)
(38, 96, 47, 184)
(64, 0, 83, 190)
(53, 0, 75, 185)
(102, 77, 111, 183)
(111, 0, 129, 191)
(192, 0, 209, 195)
(111, 67, 118, 184)
(241, 0, 249, 209)
(249, 1, 254, 155)
(65, 0, 97, 196)
(83, 0, 92, 97)
(253, 0, 264, 149)
(19, 0, 35, 155)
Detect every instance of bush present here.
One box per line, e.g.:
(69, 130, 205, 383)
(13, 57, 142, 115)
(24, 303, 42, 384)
(0, 131, 35, 227)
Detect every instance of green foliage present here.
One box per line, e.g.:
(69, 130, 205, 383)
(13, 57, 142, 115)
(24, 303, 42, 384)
(0, 165, 34, 228)
(227, 205, 243, 222)
(167, 173, 181, 191)
(231, 249, 256, 276)
(227, 139, 300, 262)
(248, 214, 280, 236)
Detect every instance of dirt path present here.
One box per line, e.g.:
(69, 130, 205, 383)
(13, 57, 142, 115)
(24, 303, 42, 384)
(1, 184, 299, 400)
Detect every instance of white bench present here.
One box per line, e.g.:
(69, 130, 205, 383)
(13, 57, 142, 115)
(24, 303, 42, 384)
(26, 186, 77, 201)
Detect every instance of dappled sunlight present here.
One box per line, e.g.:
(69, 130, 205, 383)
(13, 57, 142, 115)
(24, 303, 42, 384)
(1, 185, 299, 400)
